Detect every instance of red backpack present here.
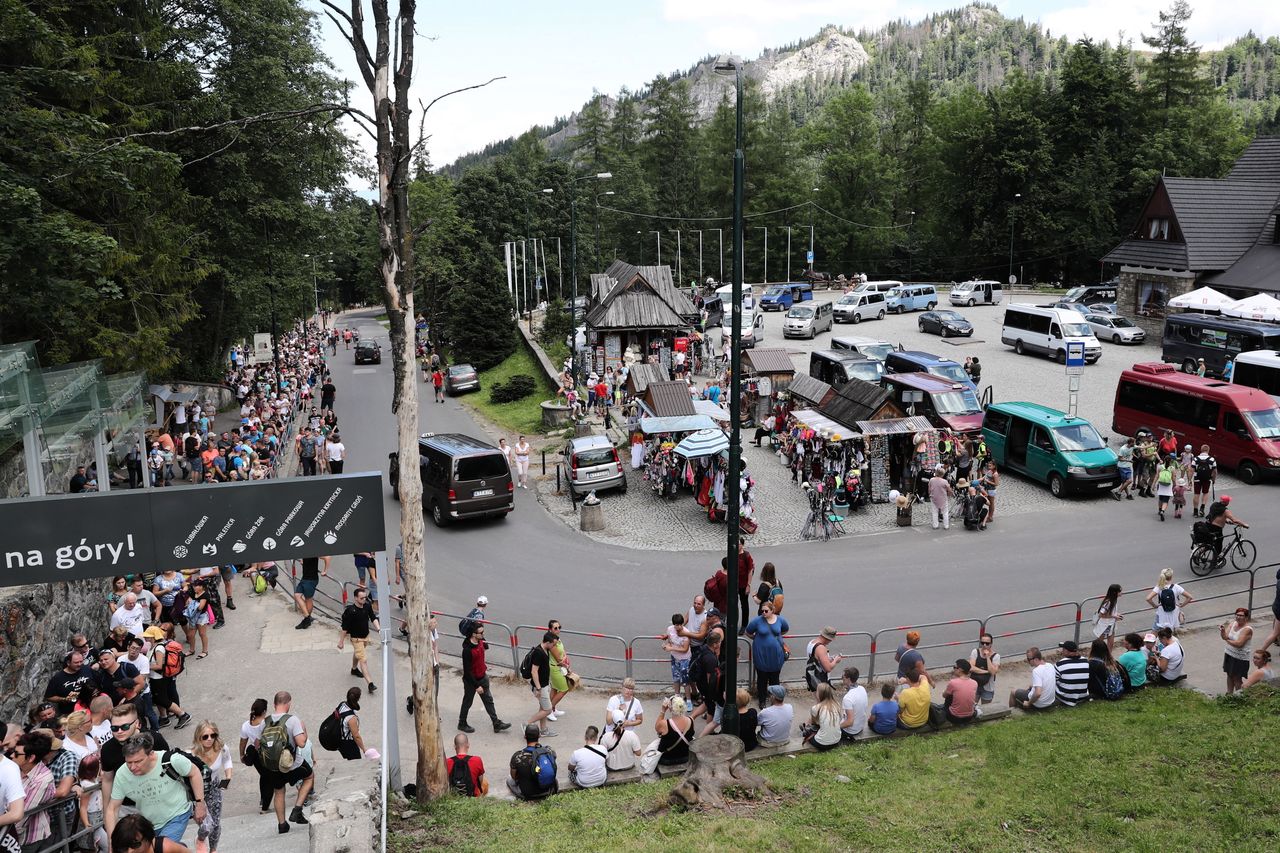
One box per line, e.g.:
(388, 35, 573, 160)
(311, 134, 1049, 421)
(703, 571, 727, 612)
(160, 639, 186, 678)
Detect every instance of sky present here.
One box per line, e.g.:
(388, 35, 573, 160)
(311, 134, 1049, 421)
(309, 1, 1280, 172)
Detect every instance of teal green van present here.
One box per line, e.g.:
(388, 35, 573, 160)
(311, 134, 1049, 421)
(981, 402, 1120, 498)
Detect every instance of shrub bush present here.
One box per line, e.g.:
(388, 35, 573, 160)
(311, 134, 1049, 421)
(489, 374, 537, 404)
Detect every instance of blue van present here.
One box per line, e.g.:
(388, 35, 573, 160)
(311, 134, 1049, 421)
(982, 402, 1120, 498)
(884, 350, 977, 393)
(886, 284, 938, 314)
(760, 282, 813, 311)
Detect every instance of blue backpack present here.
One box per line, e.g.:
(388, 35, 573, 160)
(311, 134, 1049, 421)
(526, 745, 556, 789)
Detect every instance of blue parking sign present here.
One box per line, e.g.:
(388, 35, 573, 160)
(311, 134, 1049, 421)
(1066, 341, 1085, 367)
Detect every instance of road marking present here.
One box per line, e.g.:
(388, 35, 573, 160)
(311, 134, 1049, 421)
(608, 558, 642, 566)
(353, 368, 377, 374)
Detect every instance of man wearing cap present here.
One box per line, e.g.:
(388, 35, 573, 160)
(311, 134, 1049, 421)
(806, 627, 843, 688)
(757, 685, 793, 746)
(1054, 641, 1091, 707)
(507, 725, 557, 800)
(458, 621, 511, 735)
(928, 466, 954, 530)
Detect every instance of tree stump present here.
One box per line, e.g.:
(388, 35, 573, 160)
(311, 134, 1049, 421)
(668, 735, 771, 809)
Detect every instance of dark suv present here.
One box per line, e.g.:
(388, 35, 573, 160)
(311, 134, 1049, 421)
(388, 433, 514, 527)
(354, 339, 381, 364)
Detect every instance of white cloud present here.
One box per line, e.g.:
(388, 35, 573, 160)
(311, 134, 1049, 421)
(662, 0, 862, 24)
(1037, 1, 1280, 50)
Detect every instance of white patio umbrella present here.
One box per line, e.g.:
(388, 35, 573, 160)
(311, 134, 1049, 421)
(673, 428, 730, 458)
(1167, 286, 1233, 311)
(1221, 293, 1280, 322)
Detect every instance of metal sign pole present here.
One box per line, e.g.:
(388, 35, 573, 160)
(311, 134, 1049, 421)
(375, 550, 397, 853)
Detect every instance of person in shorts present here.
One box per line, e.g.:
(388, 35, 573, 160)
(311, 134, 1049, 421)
(353, 552, 378, 612)
(525, 633, 556, 737)
(664, 613, 692, 699)
(338, 588, 378, 694)
(293, 555, 330, 630)
(262, 692, 313, 833)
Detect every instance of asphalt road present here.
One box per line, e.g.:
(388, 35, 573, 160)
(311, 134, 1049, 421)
(326, 309, 1280, 673)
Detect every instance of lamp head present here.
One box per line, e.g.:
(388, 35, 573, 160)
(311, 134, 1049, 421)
(595, 172, 612, 180)
(541, 188, 553, 194)
(713, 56, 742, 75)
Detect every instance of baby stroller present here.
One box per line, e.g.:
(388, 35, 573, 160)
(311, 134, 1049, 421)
(962, 494, 989, 531)
(844, 473, 867, 513)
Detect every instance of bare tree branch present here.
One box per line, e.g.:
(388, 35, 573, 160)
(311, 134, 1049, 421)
(320, 0, 376, 92)
(411, 76, 505, 160)
(179, 126, 244, 169)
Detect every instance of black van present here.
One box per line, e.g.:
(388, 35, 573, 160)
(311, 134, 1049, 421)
(389, 433, 514, 527)
(809, 350, 885, 388)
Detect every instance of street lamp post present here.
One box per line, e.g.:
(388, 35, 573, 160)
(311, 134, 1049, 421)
(714, 54, 745, 737)
(691, 230, 704, 284)
(594, 191, 614, 273)
(808, 187, 819, 273)
(757, 227, 768, 284)
(650, 230, 662, 265)
(785, 226, 792, 283)
(712, 228, 723, 283)
(552, 172, 611, 386)
(1009, 193, 1022, 285)
(675, 230, 682, 284)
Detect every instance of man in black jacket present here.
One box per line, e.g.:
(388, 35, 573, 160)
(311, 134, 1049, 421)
(693, 630, 724, 736)
(338, 588, 379, 694)
(458, 623, 510, 734)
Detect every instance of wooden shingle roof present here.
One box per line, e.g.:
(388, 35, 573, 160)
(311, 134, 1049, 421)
(818, 379, 892, 430)
(742, 348, 796, 375)
(642, 380, 696, 417)
(586, 262, 697, 330)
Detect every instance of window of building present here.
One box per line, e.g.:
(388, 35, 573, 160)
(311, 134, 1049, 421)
(1136, 280, 1171, 317)
(1147, 218, 1170, 240)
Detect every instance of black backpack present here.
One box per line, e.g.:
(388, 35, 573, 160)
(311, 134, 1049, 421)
(161, 748, 211, 804)
(1206, 501, 1227, 523)
(518, 647, 535, 680)
(458, 608, 481, 640)
(318, 705, 355, 752)
(449, 754, 477, 796)
(1158, 585, 1177, 613)
(1195, 456, 1214, 481)
(804, 647, 829, 692)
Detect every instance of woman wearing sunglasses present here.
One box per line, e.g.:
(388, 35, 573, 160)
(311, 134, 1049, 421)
(191, 722, 231, 853)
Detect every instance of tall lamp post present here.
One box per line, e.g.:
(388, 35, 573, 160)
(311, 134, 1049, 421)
(545, 172, 611, 386)
(1008, 193, 1022, 285)
(691, 230, 704, 284)
(303, 252, 333, 336)
(712, 228, 724, 282)
(756, 227, 768, 284)
(650, 230, 662, 265)
(714, 54, 745, 737)
(808, 187, 819, 273)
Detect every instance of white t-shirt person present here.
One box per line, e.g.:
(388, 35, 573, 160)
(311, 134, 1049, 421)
(0, 753, 25, 817)
(568, 743, 608, 788)
(1151, 583, 1186, 631)
(841, 683, 868, 737)
(266, 713, 307, 770)
(109, 602, 146, 638)
(598, 725, 642, 771)
(1158, 638, 1185, 681)
(326, 440, 346, 463)
(1030, 661, 1057, 709)
(606, 693, 644, 727)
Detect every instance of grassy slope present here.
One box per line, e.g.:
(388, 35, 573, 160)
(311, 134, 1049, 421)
(393, 686, 1280, 852)
(456, 344, 555, 437)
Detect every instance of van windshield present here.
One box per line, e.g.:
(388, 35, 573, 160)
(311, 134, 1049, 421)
(859, 343, 893, 361)
(930, 364, 970, 384)
(1062, 323, 1092, 338)
(1242, 409, 1280, 439)
(764, 285, 786, 296)
(456, 454, 510, 481)
(837, 295, 859, 305)
(787, 305, 814, 318)
(847, 362, 883, 383)
(1063, 286, 1091, 302)
(1052, 423, 1106, 452)
(933, 389, 982, 415)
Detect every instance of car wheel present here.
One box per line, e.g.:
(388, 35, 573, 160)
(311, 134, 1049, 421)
(618, 479, 628, 495)
(852, 313, 861, 324)
(1048, 473, 1065, 498)
(1237, 460, 1262, 485)
(877, 310, 885, 320)
(927, 302, 936, 311)
(1182, 358, 1198, 374)
(1014, 340, 1024, 355)
(430, 500, 448, 527)
(918, 321, 926, 333)
(942, 327, 950, 338)
(1113, 334, 1121, 344)
(967, 298, 975, 307)
(1056, 349, 1067, 364)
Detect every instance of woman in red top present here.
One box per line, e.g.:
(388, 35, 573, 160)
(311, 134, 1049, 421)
(1158, 429, 1179, 459)
(431, 369, 445, 403)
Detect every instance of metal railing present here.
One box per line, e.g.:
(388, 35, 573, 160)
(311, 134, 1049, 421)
(17, 782, 103, 853)
(870, 619, 986, 682)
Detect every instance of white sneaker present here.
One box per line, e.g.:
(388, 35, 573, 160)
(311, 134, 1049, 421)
(547, 711, 559, 721)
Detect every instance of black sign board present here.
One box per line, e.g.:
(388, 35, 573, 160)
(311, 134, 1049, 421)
(0, 473, 385, 587)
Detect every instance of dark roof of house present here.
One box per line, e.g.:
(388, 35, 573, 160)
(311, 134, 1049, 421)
(1204, 244, 1280, 292)
(741, 348, 796, 375)
(1229, 136, 1280, 183)
(1105, 138, 1280, 273)
(642, 380, 696, 418)
(624, 362, 669, 395)
(787, 373, 834, 406)
(818, 379, 891, 430)
(586, 262, 697, 329)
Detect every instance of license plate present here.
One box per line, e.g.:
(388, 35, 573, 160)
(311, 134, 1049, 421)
(1097, 483, 1111, 489)
(473, 488, 494, 497)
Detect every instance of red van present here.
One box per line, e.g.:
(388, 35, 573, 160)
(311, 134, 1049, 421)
(881, 372, 984, 435)
(1112, 362, 1280, 484)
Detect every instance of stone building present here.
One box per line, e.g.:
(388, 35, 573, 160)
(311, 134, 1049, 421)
(1103, 136, 1280, 337)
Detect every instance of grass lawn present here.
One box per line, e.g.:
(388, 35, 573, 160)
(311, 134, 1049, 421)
(456, 344, 555, 436)
(393, 686, 1280, 852)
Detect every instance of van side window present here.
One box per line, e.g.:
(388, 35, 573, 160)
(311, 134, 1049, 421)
(426, 458, 447, 486)
(1223, 411, 1248, 437)
(1030, 427, 1054, 453)
(1188, 399, 1220, 430)
(1050, 323, 1061, 339)
(983, 410, 1010, 434)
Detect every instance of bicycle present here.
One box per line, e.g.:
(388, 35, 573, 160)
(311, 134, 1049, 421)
(1189, 524, 1255, 576)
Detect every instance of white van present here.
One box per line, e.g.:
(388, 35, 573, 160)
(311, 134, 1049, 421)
(851, 279, 902, 295)
(833, 290, 887, 324)
(715, 283, 754, 311)
(831, 336, 894, 362)
(950, 279, 1003, 307)
(1001, 305, 1101, 364)
(783, 301, 834, 339)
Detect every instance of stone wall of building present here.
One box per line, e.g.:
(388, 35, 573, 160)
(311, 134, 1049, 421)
(0, 579, 108, 722)
(1117, 268, 1197, 338)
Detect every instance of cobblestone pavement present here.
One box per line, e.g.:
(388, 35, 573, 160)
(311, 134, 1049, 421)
(530, 290, 1248, 550)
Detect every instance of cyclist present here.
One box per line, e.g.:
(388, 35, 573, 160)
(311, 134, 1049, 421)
(1205, 495, 1248, 563)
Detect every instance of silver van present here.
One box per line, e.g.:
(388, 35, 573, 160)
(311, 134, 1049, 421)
(783, 301, 834, 339)
(833, 291, 887, 324)
(831, 336, 894, 362)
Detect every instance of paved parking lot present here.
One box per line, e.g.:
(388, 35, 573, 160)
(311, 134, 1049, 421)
(540, 289, 1246, 551)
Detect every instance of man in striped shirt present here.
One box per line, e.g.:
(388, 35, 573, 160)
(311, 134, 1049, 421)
(1054, 641, 1091, 707)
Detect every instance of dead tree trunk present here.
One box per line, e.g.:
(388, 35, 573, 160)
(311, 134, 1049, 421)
(668, 735, 771, 809)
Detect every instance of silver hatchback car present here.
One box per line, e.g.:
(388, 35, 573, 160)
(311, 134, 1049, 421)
(1085, 313, 1146, 344)
(563, 435, 627, 496)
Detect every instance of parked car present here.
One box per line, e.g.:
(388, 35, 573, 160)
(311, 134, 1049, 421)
(832, 290, 887, 324)
(918, 310, 973, 338)
(354, 339, 382, 364)
(760, 284, 795, 311)
(1085, 314, 1146, 344)
(949, 279, 1003, 307)
(1050, 300, 1092, 316)
(1085, 302, 1118, 315)
(563, 435, 627, 496)
(783, 301, 834, 339)
(388, 433, 514, 526)
(445, 364, 480, 396)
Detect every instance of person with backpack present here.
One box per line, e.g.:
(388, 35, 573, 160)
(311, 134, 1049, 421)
(146, 625, 192, 731)
(804, 627, 842, 692)
(523, 632, 557, 738)
(1145, 568, 1193, 633)
(338, 587, 378, 695)
(457, 596, 487, 641)
(458, 623, 512, 735)
(104, 732, 205, 844)
(190, 721, 231, 853)
(507, 725, 557, 801)
(690, 630, 724, 737)
(1191, 445, 1217, 516)
(702, 569, 728, 617)
(1087, 639, 1130, 701)
(259, 691, 312, 834)
(446, 733, 487, 797)
(318, 687, 368, 762)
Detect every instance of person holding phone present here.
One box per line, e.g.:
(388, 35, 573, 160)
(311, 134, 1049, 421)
(191, 721, 232, 853)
